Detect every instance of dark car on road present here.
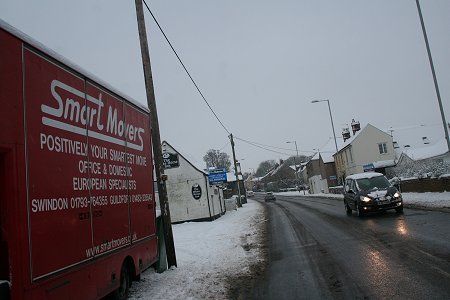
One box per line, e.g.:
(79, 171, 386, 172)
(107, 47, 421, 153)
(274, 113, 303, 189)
(264, 192, 276, 202)
(343, 172, 403, 217)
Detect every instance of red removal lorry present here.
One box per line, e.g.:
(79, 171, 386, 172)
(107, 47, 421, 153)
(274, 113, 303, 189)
(0, 20, 158, 299)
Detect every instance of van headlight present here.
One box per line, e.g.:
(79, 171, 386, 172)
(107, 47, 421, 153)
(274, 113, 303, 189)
(394, 192, 401, 198)
(360, 196, 372, 202)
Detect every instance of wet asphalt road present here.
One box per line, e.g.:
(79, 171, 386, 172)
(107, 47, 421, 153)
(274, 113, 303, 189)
(252, 194, 450, 300)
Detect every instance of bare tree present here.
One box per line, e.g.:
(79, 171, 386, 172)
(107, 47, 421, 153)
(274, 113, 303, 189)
(256, 160, 276, 177)
(203, 149, 231, 171)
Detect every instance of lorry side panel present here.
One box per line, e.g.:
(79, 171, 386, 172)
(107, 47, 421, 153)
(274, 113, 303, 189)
(0, 23, 158, 299)
(84, 81, 132, 259)
(24, 46, 94, 280)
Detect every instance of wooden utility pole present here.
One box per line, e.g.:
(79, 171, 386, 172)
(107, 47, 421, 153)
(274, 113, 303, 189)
(229, 133, 242, 207)
(135, 0, 177, 268)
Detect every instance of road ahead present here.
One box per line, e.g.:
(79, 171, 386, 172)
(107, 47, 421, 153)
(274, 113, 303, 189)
(252, 194, 450, 299)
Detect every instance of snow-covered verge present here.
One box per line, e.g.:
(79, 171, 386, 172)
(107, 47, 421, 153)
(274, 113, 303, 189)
(275, 191, 450, 210)
(128, 200, 267, 299)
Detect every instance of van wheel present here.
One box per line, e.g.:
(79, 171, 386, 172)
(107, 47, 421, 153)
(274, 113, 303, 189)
(112, 263, 130, 300)
(356, 202, 364, 218)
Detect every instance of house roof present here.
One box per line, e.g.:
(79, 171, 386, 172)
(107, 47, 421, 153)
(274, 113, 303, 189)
(162, 140, 208, 175)
(388, 124, 444, 150)
(372, 159, 396, 168)
(401, 138, 449, 161)
(346, 172, 384, 180)
(336, 123, 392, 154)
(310, 137, 344, 163)
(338, 123, 370, 151)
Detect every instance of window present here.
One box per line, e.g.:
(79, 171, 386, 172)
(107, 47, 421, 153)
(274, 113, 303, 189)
(345, 179, 352, 192)
(356, 175, 390, 191)
(350, 180, 357, 192)
(378, 143, 388, 154)
(349, 148, 354, 162)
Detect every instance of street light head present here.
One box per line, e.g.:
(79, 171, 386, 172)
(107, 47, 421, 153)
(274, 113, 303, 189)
(311, 99, 328, 103)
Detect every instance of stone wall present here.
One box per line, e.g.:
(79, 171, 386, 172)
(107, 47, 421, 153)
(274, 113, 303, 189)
(398, 177, 450, 193)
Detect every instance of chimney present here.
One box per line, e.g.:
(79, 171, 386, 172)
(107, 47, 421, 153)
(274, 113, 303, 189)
(342, 127, 351, 141)
(422, 137, 430, 145)
(351, 119, 360, 135)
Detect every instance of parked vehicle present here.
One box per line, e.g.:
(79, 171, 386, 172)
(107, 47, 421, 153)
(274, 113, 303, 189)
(246, 190, 255, 198)
(0, 21, 159, 299)
(343, 172, 403, 217)
(264, 192, 276, 202)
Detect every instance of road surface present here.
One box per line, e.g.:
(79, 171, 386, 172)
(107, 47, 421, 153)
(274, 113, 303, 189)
(252, 194, 450, 299)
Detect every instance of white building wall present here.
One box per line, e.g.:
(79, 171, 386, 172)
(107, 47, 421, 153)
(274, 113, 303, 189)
(344, 124, 395, 176)
(162, 143, 224, 223)
(309, 175, 328, 194)
(205, 183, 224, 218)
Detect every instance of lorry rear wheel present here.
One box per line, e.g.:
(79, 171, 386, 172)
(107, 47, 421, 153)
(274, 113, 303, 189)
(112, 264, 130, 300)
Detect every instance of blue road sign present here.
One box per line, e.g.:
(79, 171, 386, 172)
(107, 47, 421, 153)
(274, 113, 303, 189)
(208, 168, 227, 185)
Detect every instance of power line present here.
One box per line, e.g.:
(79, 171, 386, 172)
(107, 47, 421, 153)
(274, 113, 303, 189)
(140, 2, 329, 160)
(142, 0, 230, 135)
(219, 140, 230, 151)
(235, 136, 319, 155)
(234, 136, 293, 157)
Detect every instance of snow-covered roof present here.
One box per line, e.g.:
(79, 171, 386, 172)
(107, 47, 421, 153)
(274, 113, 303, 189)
(401, 139, 449, 161)
(250, 176, 264, 182)
(310, 137, 344, 163)
(389, 124, 444, 150)
(372, 159, 396, 168)
(346, 172, 384, 180)
(310, 151, 335, 164)
(338, 125, 365, 150)
(320, 152, 335, 164)
(338, 123, 387, 152)
(162, 141, 208, 175)
(262, 163, 284, 178)
(288, 164, 301, 171)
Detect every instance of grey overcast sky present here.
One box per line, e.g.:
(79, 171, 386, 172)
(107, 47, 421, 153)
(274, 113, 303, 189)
(1, 0, 449, 172)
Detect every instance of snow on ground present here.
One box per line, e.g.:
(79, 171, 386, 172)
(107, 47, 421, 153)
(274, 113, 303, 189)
(129, 200, 267, 300)
(128, 191, 450, 299)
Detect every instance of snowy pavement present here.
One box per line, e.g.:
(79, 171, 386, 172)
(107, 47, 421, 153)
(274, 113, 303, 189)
(129, 199, 267, 299)
(128, 191, 449, 299)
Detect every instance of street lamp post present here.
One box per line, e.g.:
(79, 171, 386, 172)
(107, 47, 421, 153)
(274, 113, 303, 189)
(415, 0, 450, 152)
(311, 99, 339, 153)
(249, 167, 255, 192)
(286, 141, 300, 191)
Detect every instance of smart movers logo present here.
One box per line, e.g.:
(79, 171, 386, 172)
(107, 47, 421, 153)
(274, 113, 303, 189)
(40, 80, 145, 151)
